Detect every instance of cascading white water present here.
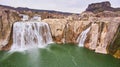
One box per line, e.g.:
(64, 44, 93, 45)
(10, 15, 53, 52)
(19, 14, 29, 21)
(77, 27, 91, 47)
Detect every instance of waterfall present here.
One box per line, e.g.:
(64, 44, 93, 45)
(19, 14, 29, 21)
(10, 15, 53, 52)
(77, 27, 91, 47)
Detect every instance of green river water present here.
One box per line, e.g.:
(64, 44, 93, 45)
(0, 44, 120, 67)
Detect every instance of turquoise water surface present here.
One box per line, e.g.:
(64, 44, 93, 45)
(0, 44, 120, 67)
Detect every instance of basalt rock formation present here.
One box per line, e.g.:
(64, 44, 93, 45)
(0, 1, 120, 58)
(86, 1, 120, 13)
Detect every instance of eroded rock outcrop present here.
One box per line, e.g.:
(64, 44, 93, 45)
(42, 19, 67, 43)
(43, 17, 91, 44)
(0, 8, 20, 50)
(84, 17, 120, 54)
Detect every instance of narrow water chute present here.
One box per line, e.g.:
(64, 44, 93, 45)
(77, 27, 91, 47)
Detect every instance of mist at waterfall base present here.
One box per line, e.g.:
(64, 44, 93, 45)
(6, 15, 53, 67)
(0, 44, 120, 67)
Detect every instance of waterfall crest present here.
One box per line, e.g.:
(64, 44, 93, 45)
(10, 15, 53, 51)
(77, 27, 91, 47)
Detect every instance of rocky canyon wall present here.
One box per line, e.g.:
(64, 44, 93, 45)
(0, 7, 20, 50)
(43, 16, 120, 54)
(0, 1, 120, 57)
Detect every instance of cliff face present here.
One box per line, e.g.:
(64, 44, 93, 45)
(43, 18, 90, 44)
(86, 17, 120, 54)
(0, 1, 120, 58)
(109, 25, 120, 58)
(0, 7, 20, 50)
(84, 1, 120, 55)
(43, 16, 120, 54)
